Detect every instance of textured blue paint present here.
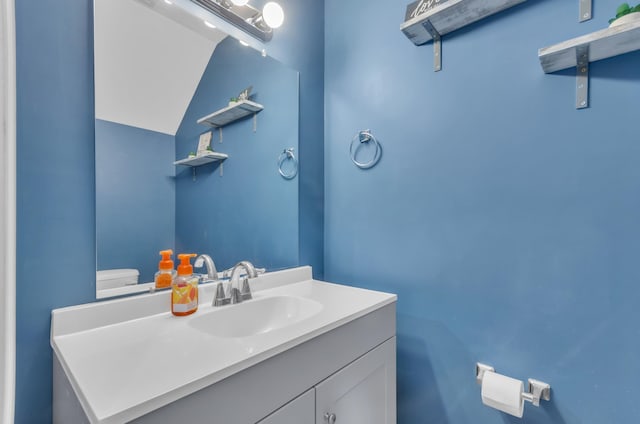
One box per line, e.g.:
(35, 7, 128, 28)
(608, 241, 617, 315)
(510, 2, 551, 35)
(175, 37, 299, 271)
(324, 0, 640, 423)
(15, 0, 96, 422)
(95, 119, 175, 283)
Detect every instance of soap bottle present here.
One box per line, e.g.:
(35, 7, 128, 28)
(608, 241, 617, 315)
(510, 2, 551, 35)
(154, 249, 176, 290)
(172, 254, 199, 316)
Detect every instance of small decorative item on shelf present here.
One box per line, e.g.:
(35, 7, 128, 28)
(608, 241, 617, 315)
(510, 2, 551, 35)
(188, 152, 196, 158)
(609, 3, 640, 26)
(197, 131, 212, 155)
(237, 85, 253, 101)
(228, 86, 253, 106)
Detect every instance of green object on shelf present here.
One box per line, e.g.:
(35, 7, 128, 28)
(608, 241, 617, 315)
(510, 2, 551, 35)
(610, 2, 640, 24)
(617, 3, 631, 16)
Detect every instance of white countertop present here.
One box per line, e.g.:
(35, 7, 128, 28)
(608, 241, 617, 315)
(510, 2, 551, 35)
(51, 267, 396, 423)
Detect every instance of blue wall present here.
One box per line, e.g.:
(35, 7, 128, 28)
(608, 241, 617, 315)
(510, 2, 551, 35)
(95, 119, 175, 283)
(175, 37, 299, 272)
(15, 0, 95, 421)
(324, 0, 640, 423)
(14, 0, 324, 422)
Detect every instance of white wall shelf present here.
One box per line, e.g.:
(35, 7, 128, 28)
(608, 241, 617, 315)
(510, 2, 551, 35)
(197, 99, 263, 128)
(173, 151, 228, 167)
(538, 20, 640, 108)
(174, 151, 228, 179)
(400, 0, 526, 71)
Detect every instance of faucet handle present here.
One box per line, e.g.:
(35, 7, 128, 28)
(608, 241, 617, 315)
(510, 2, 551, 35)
(240, 277, 252, 301)
(212, 282, 229, 307)
(230, 287, 243, 304)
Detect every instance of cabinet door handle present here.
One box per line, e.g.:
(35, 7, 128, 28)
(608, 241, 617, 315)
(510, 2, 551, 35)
(324, 412, 336, 424)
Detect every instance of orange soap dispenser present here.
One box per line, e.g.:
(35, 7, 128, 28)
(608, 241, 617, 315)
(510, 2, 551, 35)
(155, 249, 176, 289)
(172, 254, 199, 316)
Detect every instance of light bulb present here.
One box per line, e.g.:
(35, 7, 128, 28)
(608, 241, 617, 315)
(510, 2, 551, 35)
(204, 20, 216, 28)
(239, 40, 249, 46)
(262, 2, 284, 28)
(164, 0, 173, 4)
(230, 0, 249, 5)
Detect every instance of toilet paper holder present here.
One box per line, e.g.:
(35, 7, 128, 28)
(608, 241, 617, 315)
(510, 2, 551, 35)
(476, 363, 551, 407)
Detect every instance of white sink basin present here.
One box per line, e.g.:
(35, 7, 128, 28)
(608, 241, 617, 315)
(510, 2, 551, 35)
(51, 266, 396, 424)
(188, 295, 323, 338)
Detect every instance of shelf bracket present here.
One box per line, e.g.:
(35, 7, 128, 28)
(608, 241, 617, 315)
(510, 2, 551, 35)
(579, 0, 592, 22)
(422, 20, 442, 72)
(576, 45, 589, 109)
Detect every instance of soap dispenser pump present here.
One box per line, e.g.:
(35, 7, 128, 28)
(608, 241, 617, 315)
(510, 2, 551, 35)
(172, 254, 199, 316)
(155, 249, 176, 290)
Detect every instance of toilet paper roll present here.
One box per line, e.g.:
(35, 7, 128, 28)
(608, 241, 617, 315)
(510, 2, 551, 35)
(481, 371, 524, 418)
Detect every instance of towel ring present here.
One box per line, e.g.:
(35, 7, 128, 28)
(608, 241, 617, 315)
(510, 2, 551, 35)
(350, 130, 381, 169)
(278, 148, 298, 180)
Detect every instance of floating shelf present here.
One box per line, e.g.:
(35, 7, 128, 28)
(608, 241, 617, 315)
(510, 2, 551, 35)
(539, 20, 640, 73)
(400, 0, 525, 71)
(197, 100, 263, 128)
(400, 0, 525, 45)
(538, 19, 640, 108)
(174, 151, 228, 167)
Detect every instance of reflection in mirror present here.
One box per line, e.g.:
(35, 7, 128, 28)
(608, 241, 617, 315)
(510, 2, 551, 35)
(94, 0, 299, 298)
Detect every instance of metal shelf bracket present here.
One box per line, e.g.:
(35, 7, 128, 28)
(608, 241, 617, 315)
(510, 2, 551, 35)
(576, 45, 589, 109)
(579, 0, 592, 22)
(422, 20, 442, 72)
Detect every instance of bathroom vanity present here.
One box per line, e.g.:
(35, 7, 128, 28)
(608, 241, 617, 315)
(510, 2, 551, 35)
(51, 267, 397, 423)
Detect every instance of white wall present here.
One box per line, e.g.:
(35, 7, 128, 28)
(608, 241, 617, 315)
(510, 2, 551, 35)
(0, 0, 16, 421)
(94, 0, 225, 135)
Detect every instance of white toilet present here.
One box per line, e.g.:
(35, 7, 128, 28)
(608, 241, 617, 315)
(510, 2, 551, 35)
(96, 269, 139, 291)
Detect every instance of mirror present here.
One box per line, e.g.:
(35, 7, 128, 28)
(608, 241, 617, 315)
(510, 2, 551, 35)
(94, 0, 299, 298)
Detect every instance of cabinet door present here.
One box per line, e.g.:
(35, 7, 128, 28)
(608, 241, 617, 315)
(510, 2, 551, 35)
(257, 388, 315, 424)
(315, 337, 396, 424)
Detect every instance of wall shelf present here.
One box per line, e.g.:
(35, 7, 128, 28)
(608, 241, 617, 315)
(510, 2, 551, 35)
(173, 151, 228, 166)
(538, 20, 640, 108)
(539, 20, 640, 73)
(400, 0, 525, 71)
(174, 151, 228, 179)
(197, 100, 263, 128)
(401, 0, 526, 45)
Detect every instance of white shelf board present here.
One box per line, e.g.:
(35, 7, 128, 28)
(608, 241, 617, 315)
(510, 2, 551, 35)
(539, 20, 640, 73)
(197, 100, 263, 128)
(174, 151, 228, 167)
(400, 0, 526, 45)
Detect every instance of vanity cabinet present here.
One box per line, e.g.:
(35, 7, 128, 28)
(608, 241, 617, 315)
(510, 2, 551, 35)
(257, 338, 396, 424)
(124, 302, 395, 424)
(257, 389, 315, 424)
(315, 338, 396, 424)
(52, 268, 397, 424)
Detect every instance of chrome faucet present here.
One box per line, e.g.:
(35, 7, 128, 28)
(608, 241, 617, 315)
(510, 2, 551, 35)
(194, 254, 218, 280)
(212, 261, 258, 306)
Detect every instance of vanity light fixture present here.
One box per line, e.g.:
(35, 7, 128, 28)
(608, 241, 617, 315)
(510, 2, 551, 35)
(262, 2, 283, 28)
(204, 20, 216, 28)
(189, 0, 284, 42)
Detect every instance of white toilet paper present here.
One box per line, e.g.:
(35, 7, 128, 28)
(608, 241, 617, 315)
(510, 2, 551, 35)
(481, 371, 524, 418)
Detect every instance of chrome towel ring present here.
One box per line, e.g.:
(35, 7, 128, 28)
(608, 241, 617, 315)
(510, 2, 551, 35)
(350, 130, 381, 169)
(278, 148, 298, 179)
